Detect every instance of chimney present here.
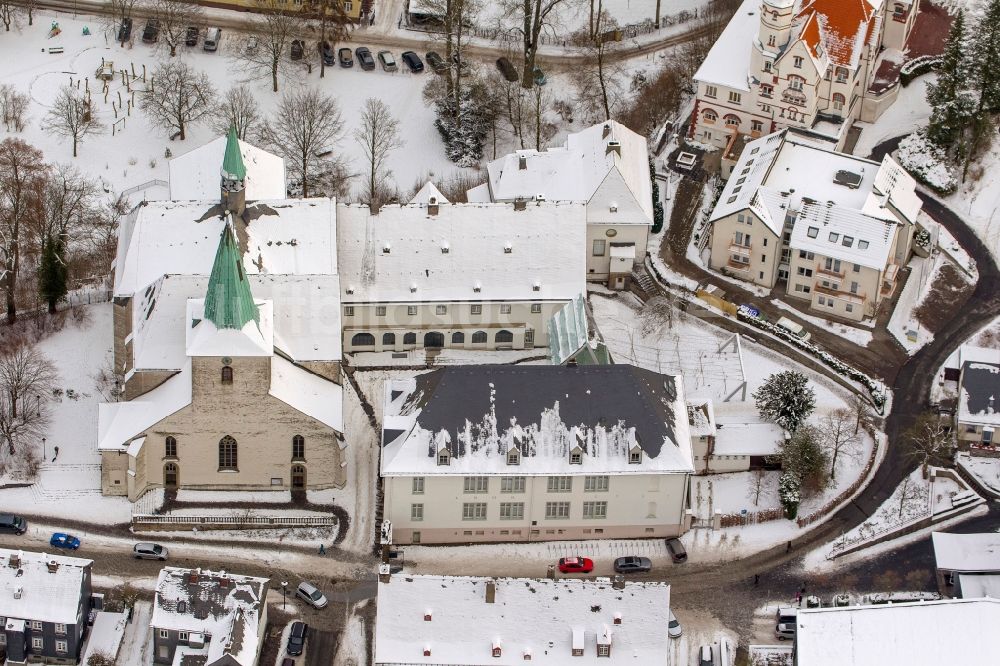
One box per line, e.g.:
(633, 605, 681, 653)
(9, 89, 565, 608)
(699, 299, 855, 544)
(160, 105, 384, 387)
(428, 197, 439, 216)
(219, 573, 229, 588)
(46, 560, 59, 574)
(513, 198, 527, 211)
(602, 123, 611, 138)
(8, 552, 20, 568)
(492, 639, 502, 658)
(13, 586, 22, 599)
(518, 154, 527, 170)
(485, 581, 496, 604)
(424, 609, 433, 622)
(613, 612, 622, 625)
(423, 647, 432, 657)
(606, 140, 621, 156)
(189, 571, 199, 584)
(612, 574, 625, 590)
(378, 563, 391, 583)
(523, 648, 533, 661)
(440, 241, 449, 253)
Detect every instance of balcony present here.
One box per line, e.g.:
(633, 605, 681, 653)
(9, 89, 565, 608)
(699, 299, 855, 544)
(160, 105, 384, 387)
(814, 282, 865, 303)
(727, 259, 752, 272)
(729, 242, 751, 255)
(781, 88, 808, 107)
(816, 263, 845, 279)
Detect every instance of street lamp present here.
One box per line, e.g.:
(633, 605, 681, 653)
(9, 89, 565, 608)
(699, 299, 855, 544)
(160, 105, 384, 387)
(42, 437, 46, 461)
(281, 581, 287, 610)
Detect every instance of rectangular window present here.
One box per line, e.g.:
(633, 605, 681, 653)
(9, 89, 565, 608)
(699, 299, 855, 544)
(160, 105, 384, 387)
(829, 232, 839, 243)
(584, 475, 609, 492)
(411, 504, 424, 521)
(435, 305, 447, 315)
(850, 282, 859, 294)
(728, 91, 742, 104)
(292, 437, 304, 460)
(530, 304, 542, 313)
(470, 304, 482, 315)
(31, 621, 42, 631)
(853, 263, 861, 272)
(407, 305, 417, 315)
(32, 637, 43, 650)
(763, 61, 772, 72)
(818, 296, 826, 306)
(846, 304, 854, 313)
(438, 451, 449, 465)
(807, 226, 819, 238)
(547, 476, 572, 492)
(219, 440, 237, 470)
(344, 306, 354, 317)
(858, 240, 869, 250)
(524, 329, 535, 345)
(159, 629, 169, 639)
(570, 452, 582, 464)
(54, 623, 66, 635)
(593, 239, 606, 256)
(412, 477, 424, 494)
(165, 438, 177, 458)
(545, 502, 570, 520)
(629, 451, 642, 464)
(178, 632, 189, 642)
(761, 104, 771, 113)
(842, 236, 854, 247)
(0, 634, 6, 645)
(501, 476, 526, 493)
(763, 238, 768, 247)
(705, 85, 717, 98)
(463, 476, 489, 493)
(499, 502, 524, 520)
(751, 120, 764, 134)
(793, 55, 803, 68)
(375, 305, 386, 316)
(500, 304, 511, 314)
(796, 267, 813, 277)
(583, 501, 607, 519)
(462, 502, 487, 520)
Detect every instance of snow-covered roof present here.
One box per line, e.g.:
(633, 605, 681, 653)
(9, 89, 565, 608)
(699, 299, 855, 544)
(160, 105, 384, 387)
(269, 355, 344, 432)
(168, 136, 286, 202)
(796, 0, 880, 70)
(114, 198, 338, 297)
(381, 365, 693, 476)
(374, 574, 670, 665)
(794, 598, 1000, 666)
(932, 532, 1000, 572)
(958, 352, 1000, 427)
(409, 181, 449, 205)
(714, 421, 784, 456)
(484, 121, 653, 223)
(790, 202, 896, 270)
(153, 567, 268, 666)
(81, 611, 126, 666)
(185, 299, 273, 357)
(0, 548, 93, 624)
(692, 0, 757, 91)
(958, 573, 1000, 598)
(337, 202, 586, 303)
(98, 362, 192, 451)
(466, 182, 492, 203)
(686, 401, 715, 439)
(868, 155, 921, 224)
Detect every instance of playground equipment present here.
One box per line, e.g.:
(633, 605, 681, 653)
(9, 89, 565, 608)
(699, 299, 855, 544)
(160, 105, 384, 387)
(95, 60, 115, 81)
(83, 26, 91, 35)
(48, 21, 61, 38)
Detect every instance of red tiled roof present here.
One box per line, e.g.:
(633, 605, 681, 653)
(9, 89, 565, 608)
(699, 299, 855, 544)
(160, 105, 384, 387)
(798, 0, 878, 67)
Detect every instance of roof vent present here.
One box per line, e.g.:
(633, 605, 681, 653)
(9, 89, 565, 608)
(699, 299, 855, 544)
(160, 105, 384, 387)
(189, 572, 199, 584)
(13, 586, 22, 599)
(609, 202, 618, 213)
(504, 242, 512, 254)
(8, 553, 19, 568)
(424, 610, 433, 621)
(534, 193, 545, 203)
(486, 580, 496, 604)
(532, 281, 541, 292)
(441, 241, 450, 254)
(514, 198, 526, 211)
(410, 284, 418, 293)
(382, 243, 391, 254)
(518, 155, 527, 170)
(46, 560, 59, 574)
(606, 140, 621, 155)
(602, 123, 611, 138)
(473, 282, 482, 293)
(428, 201, 439, 216)
(429, 195, 437, 205)
(423, 647, 432, 657)
(613, 612, 622, 625)
(833, 170, 863, 189)
(612, 574, 625, 590)
(523, 648, 533, 660)
(346, 286, 354, 295)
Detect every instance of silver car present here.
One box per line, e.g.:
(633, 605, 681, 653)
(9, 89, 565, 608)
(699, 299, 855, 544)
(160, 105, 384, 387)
(133, 542, 168, 560)
(668, 609, 682, 638)
(296, 581, 328, 609)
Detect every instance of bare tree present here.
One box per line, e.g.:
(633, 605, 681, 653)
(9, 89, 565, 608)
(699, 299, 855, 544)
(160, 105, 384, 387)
(353, 98, 403, 208)
(639, 294, 675, 334)
(0, 84, 29, 132)
(850, 392, 875, 435)
(34, 163, 99, 254)
(0, 346, 57, 455)
(531, 83, 555, 151)
(500, 0, 575, 89)
(42, 87, 103, 159)
(150, 0, 204, 56)
(140, 61, 215, 140)
(245, 0, 300, 93)
(22, 0, 36, 25)
(0, 0, 21, 31)
(306, 0, 350, 79)
(904, 412, 953, 479)
(212, 84, 262, 140)
(0, 139, 48, 324)
(87, 193, 129, 276)
(574, 9, 624, 121)
(424, 0, 481, 131)
(746, 468, 771, 507)
(104, 0, 137, 42)
(896, 474, 925, 519)
(263, 88, 343, 198)
(820, 408, 862, 479)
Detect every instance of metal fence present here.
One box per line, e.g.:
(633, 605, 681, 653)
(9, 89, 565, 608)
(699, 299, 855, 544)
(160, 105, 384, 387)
(132, 514, 336, 527)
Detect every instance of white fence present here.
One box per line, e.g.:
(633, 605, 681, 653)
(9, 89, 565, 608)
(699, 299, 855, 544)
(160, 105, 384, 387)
(132, 514, 336, 528)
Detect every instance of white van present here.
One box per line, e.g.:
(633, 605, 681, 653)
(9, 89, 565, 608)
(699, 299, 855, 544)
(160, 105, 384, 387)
(776, 317, 810, 342)
(203, 27, 221, 52)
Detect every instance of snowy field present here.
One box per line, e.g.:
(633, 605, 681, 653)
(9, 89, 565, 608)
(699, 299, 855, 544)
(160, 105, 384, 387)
(957, 453, 1000, 496)
(476, 0, 707, 34)
(852, 76, 935, 159)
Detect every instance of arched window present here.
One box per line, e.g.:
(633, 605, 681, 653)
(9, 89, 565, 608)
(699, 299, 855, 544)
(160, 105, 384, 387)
(165, 436, 177, 458)
(219, 436, 238, 470)
(451, 332, 465, 344)
(471, 331, 487, 344)
(495, 330, 513, 343)
(351, 332, 375, 347)
(221, 366, 233, 385)
(832, 93, 845, 111)
(724, 114, 741, 127)
(702, 108, 717, 123)
(382, 332, 396, 345)
(164, 462, 178, 487)
(292, 435, 305, 460)
(403, 332, 417, 345)
(788, 75, 805, 92)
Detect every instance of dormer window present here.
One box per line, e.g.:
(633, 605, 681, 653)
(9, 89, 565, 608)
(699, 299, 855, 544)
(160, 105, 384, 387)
(629, 448, 642, 464)
(507, 449, 520, 465)
(504, 243, 512, 254)
(570, 452, 582, 465)
(382, 243, 391, 254)
(437, 450, 450, 466)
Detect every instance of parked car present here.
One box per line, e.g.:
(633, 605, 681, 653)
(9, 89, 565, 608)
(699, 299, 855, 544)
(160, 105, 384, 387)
(775, 607, 798, 625)
(665, 538, 687, 563)
(775, 622, 796, 640)
(117, 17, 133, 43)
(356, 47, 375, 70)
(532, 66, 547, 85)
(50, 532, 80, 550)
(776, 316, 811, 342)
(699, 645, 714, 666)
(613, 556, 652, 574)
(184, 26, 199, 46)
(290, 39, 304, 61)
(141, 19, 160, 43)
(286, 621, 308, 657)
(378, 50, 397, 71)
(296, 581, 328, 609)
(401, 51, 424, 72)
(338, 47, 354, 67)
(496, 56, 518, 82)
(667, 610, 682, 638)
(557, 556, 594, 574)
(280, 659, 295, 666)
(320, 41, 336, 66)
(426, 51, 446, 74)
(203, 27, 221, 52)
(132, 542, 168, 560)
(0, 514, 26, 535)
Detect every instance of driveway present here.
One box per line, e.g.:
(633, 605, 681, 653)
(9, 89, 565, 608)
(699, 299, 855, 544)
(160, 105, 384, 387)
(306, 629, 338, 666)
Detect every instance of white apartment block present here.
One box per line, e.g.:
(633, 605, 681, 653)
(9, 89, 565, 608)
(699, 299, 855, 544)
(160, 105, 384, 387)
(469, 121, 654, 289)
(706, 130, 920, 321)
(692, 0, 918, 155)
(380, 365, 694, 545)
(337, 198, 586, 355)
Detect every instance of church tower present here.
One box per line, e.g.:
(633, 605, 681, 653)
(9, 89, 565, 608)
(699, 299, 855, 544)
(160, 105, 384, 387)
(220, 126, 247, 217)
(204, 219, 259, 331)
(757, 0, 796, 54)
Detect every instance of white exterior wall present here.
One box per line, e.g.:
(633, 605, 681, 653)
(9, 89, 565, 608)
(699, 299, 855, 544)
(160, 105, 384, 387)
(585, 224, 648, 281)
(385, 472, 690, 544)
(708, 212, 782, 288)
(785, 250, 881, 321)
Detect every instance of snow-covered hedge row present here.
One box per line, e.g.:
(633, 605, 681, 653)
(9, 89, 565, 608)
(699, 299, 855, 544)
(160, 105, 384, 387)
(900, 55, 941, 86)
(896, 131, 958, 194)
(736, 305, 886, 411)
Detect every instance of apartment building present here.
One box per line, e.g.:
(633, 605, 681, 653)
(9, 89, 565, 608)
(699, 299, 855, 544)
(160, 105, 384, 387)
(0, 549, 93, 665)
(706, 130, 919, 321)
(380, 365, 694, 544)
(692, 0, 919, 153)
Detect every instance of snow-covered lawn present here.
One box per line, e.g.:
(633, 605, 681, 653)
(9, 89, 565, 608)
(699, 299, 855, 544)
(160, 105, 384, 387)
(956, 453, 1000, 497)
(852, 75, 936, 159)
(887, 254, 940, 354)
(945, 137, 1000, 260)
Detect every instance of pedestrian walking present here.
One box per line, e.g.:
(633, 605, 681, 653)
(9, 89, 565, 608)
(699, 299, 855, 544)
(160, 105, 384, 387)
(796, 591, 802, 606)
(318, 544, 326, 555)
(754, 574, 760, 586)
(786, 541, 792, 552)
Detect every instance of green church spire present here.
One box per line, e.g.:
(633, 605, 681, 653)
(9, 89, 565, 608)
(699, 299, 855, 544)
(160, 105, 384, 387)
(204, 220, 259, 330)
(221, 125, 247, 181)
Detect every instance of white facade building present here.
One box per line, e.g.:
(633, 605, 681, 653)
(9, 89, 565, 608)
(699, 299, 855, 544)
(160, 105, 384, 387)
(381, 365, 694, 544)
(374, 574, 671, 665)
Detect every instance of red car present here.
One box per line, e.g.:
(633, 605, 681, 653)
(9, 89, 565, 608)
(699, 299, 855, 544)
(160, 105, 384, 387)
(558, 556, 594, 574)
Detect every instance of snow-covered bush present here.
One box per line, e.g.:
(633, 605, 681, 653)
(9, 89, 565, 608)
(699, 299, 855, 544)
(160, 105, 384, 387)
(433, 89, 490, 168)
(779, 472, 801, 519)
(897, 131, 958, 194)
(900, 55, 941, 86)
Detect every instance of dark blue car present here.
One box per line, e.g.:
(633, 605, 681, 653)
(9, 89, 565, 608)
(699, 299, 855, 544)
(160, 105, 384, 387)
(50, 532, 80, 550)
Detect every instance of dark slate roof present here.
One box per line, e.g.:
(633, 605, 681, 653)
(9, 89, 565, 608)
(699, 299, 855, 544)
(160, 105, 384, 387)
(401, 365, 680, 458)
(961, 361, 1000, 417)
